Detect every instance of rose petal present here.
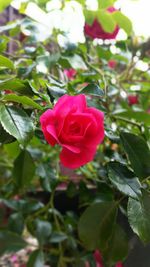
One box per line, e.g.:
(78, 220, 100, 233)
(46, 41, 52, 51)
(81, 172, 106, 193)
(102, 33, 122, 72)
(46, 125, 59, 144)
(60, 145, 97, 169)
(54, 94, 87, 114)
(40, 109, 54, 125)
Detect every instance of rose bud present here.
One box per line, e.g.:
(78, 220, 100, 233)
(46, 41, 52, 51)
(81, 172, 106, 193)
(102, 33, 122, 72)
(108, 59, 117, 69)
(127, 95, 138, 105)
(84, 7, 119, 40)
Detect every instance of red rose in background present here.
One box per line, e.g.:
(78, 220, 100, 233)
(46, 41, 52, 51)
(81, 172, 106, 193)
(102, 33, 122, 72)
(127, 95, 138, 105)
(64, 68, 77, 80)
(4, 90, 13, 94)
(108, 59, 117, 69)
(84, 7, 119, 40)
(115, 262, 123, 267)
(93, 250, 103, 267)
(85, 250, 123, 267)
(40, 94, 104, 169)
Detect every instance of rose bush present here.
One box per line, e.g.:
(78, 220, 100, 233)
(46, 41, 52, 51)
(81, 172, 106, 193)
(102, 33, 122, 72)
(40, 94, 104, 169)
(84, 7, 119, 40)
(0, 1, 150, 267)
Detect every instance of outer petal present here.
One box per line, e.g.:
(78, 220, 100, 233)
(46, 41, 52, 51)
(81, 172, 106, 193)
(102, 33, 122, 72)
(40, 110, 57, 146)
(54, 94, 87, 114)
(60, 145, 97, 169)
(40, 109, 54, 126)
(84, 107, 104, 145)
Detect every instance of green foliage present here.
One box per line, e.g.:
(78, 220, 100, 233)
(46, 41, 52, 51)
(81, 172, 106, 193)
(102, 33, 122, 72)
(0, 231, 27, 255)
(108, 162, 141, 199)
(27, 249, 44, 267)
(78, 83, 104, 96)
(128, 191, 150, 244)
(0, 0, 12, 12)
(2, 94, 42, 110)
(0, 104, 34, 145)
(112, 11, 133, 35)
(120, 132, 150, 179)
(13, 150, 35, 189)
(34, 219, 52, 245)
(0, 55, 14, 70)
(98, 0, 117, 9)
(78, 201, 117, 250)
(104, 224, 128, 264)
(97, 10, 116, 33)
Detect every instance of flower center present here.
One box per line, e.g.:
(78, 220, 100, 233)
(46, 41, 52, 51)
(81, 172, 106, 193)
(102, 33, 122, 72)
(68, 121, 81, 135)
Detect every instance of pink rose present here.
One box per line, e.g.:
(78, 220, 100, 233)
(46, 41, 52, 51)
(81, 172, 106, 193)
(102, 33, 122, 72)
(108, 59, 117, 69)
(64, 68, 77, 80)
(127, 95, 138, 105)
(93, 250, 103, 267)
(84, 7, 119, 40)
(115, 262, 123, 267)
(84, 261, 91, 267)
(40, 94, 104, 169)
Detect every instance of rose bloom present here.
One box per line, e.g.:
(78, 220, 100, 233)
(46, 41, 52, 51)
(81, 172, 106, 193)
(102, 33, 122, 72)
(4, 90, 13, 94)
(108, 59, 117, 69)
(40, 94, 104, 169)
(93, 250, 103, 267)
(84, 7, 119, 40)
(85, 250, 124, 267)
(115, 262, 123, 267)
(127, 95, 138, 106)
(64, 68, 77, 80)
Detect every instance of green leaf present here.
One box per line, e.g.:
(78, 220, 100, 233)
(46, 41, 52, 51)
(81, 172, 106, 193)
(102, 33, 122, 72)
(97, 10, 116, 33)
(13, 150, 35, 189)
(128, 191, 150, 244)
(0, 231, 27, 256)
(0, 123, 15, 144)
(78, 83, 104, 96)
(96, 46, 112, 60)
(114, 111, 150, 125)
(108, 162, 141, 199)
(0, 104, 34, 145)
(112, 11, 132, 35)
(2, 199, 44, 214)
(2, 94, 42, 110)
(104, 224, 128, 264)
(50, 232, 68, 243)
(78, 201, 117, 251)
(34, 219, 52, 245)
(0, 79, 34, 96)
(0, 0, 12, 12)
(76, 0, 85, 6)
(36, 53, 60, 70)
(98, 0, 117, 9)
(83, 9, 96, 25)
(37, 163, 55, 192)
(27, 249, 44, 267)
(0, 55, 14, 70)
(8, 212, 24, 235)
(59, 55, 87, 70)
(120, 132, 150, 179)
